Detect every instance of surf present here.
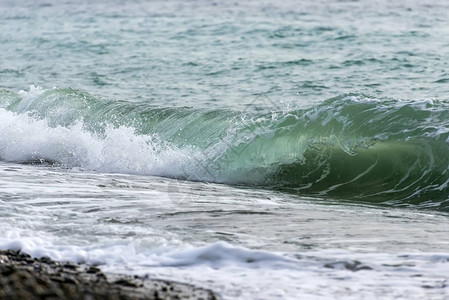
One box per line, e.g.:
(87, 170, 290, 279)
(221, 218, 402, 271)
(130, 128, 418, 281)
(2, 86, 449, 210)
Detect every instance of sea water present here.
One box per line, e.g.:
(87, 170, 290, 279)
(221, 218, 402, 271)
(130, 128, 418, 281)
(1, 0, 449, 299)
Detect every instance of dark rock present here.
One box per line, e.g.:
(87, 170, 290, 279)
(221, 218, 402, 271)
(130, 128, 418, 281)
(0, 250, 219, 300)
(4, 249, 18, 256)
(86, 266, 100, 274)
(19, 252, 31, 259)
(39, 256, 52, 263)
(1, 265, 16, 276)
(63, 263, 78, 270)
(114, 279, 139, 288)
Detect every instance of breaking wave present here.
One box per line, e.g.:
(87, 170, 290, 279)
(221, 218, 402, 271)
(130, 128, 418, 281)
(2, 86, 449, 210)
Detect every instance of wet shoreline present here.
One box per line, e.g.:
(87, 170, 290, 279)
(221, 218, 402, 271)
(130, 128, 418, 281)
(0, 250, 218, 299)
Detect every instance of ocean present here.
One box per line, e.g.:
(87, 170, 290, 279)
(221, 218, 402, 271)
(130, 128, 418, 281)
(1, 0, 449, 298)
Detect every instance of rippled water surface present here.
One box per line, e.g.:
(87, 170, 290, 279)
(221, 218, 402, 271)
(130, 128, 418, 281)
(2, 0, 449, 108)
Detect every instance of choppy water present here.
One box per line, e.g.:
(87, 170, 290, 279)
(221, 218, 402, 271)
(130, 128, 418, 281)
(1, 0, 449, 299)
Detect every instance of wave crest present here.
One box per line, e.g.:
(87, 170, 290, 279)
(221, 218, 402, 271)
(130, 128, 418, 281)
(2, 86, 449, 210)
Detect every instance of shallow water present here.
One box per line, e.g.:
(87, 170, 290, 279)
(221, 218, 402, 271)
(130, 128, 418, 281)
(1, 162, 449, 299)
(1, 0, 449, 299)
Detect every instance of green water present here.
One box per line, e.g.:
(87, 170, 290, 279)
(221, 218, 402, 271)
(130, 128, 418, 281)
(2, 88, 449, 210)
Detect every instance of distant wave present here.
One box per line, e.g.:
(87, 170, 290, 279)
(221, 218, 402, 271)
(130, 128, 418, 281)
(2, 86, 449, 210)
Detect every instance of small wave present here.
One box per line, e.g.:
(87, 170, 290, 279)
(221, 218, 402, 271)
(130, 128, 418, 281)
(0, 229, 295, 270)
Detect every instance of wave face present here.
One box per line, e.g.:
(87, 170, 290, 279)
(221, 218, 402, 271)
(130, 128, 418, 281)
(2, 86, 449, 210)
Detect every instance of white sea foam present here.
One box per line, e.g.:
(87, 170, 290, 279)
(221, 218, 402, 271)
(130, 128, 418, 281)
(0, 107, 196, 178)
(0, 230, 292, 269)
(1, 227, 449, 300)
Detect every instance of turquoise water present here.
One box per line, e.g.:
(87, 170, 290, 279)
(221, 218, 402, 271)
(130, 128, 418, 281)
(2, 0, 449, 107)
(1, 1, 449, 299)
